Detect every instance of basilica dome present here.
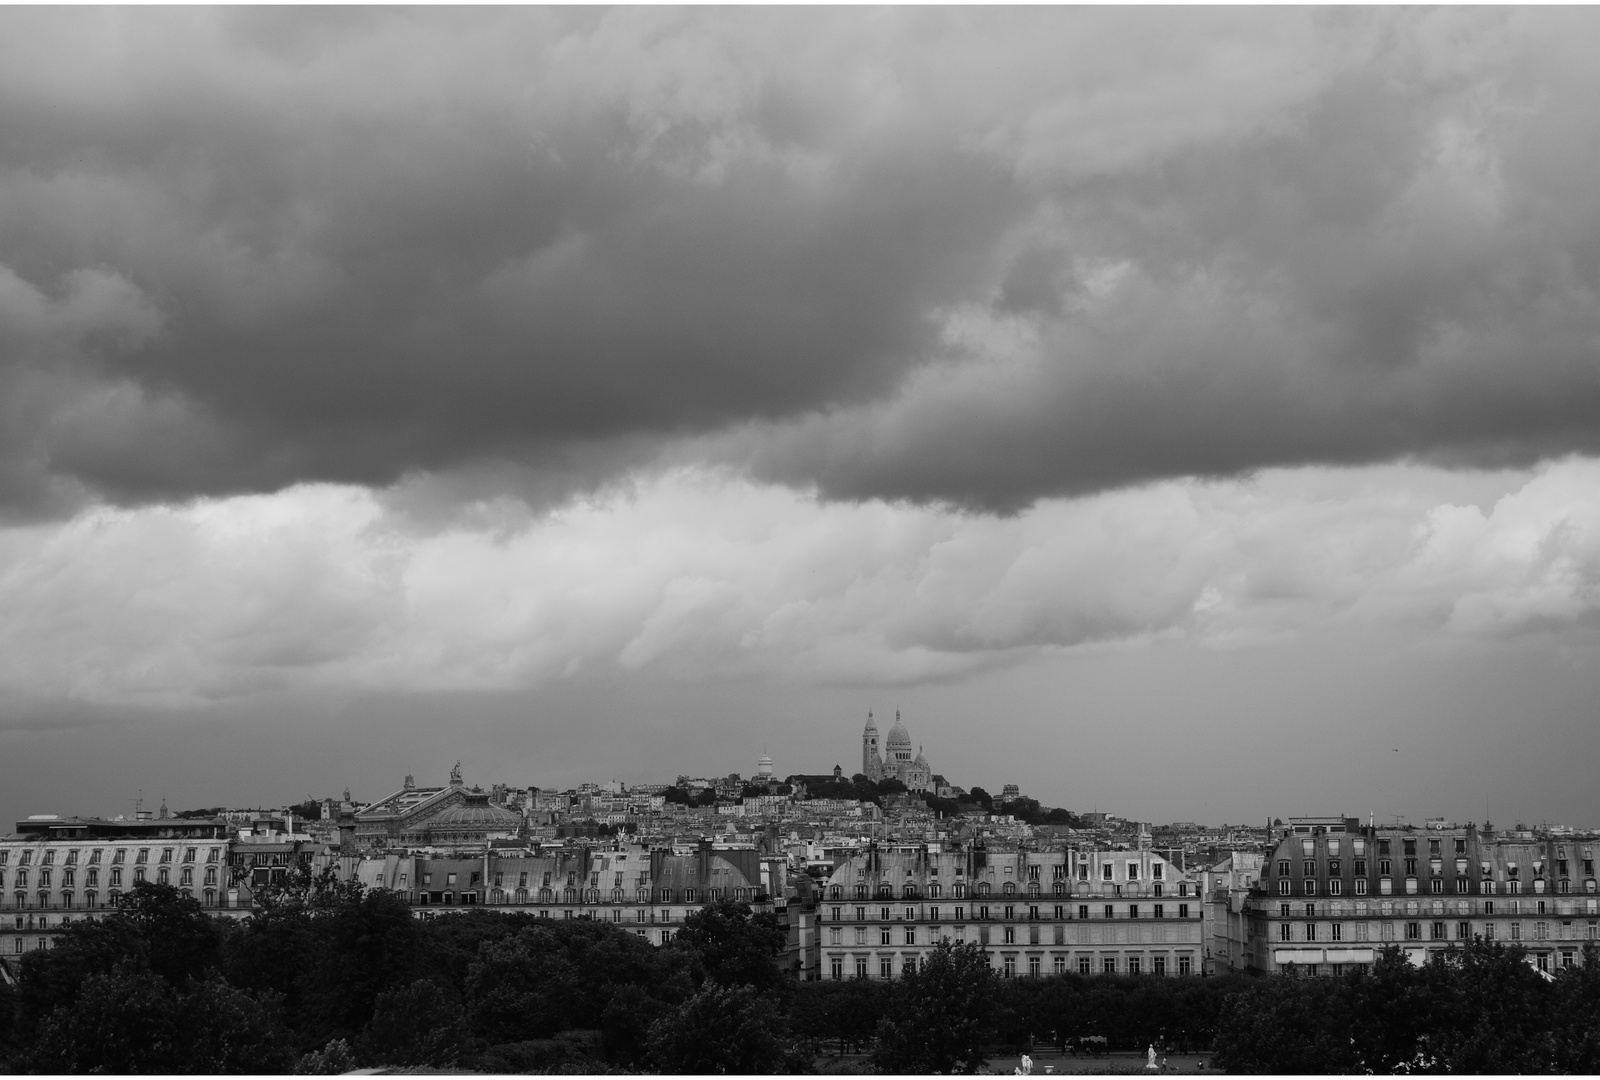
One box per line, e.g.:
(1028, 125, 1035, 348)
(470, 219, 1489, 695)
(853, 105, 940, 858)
(886, 713, 912, 755)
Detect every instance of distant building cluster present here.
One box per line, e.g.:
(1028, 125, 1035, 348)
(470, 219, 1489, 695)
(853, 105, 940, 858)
(3, 720, 1596, 981)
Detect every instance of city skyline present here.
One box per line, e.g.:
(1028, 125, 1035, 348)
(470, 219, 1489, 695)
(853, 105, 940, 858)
(2, 9, 1600, 832)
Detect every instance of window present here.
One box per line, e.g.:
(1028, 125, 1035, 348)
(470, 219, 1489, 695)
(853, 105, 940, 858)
(1154, 904, 1165, 919)
(1129, 904, 1139, 919)
(1279, 879, 1291, 895)
(1179, 904, 1189, 918)
(1179, 955, 1192, 975)
(1079, 905, 1089, 920)
(1079, 957, 1091, 974)
(1128, 956, 1141, 975)
(1103, 957, 1116, 974)
(855, 958, 868, 978)
(1406, 922, 1421, 940)
(880, 927, 891, 945)
(1153, 955, 1166, 975)
(1279, 922, 1292, 941)
(880, 957, 893, 979)
(904, 927, 915, 945)
(830, 957, 843, 980)
(1104, 904, 1114, 920)
(1103, 865, 1113, 880)
(1003, 956, 1016, 977)
(1054, 955, 1067, 974)
(1304, 879, 1317, 896)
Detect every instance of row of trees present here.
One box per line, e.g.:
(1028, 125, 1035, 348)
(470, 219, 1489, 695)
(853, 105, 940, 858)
(3, 878, 1598, 1073)
(1212, 940, 1600, 1073)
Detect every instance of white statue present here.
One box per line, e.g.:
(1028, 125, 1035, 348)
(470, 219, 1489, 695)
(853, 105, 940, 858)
(1146, 1045, 1158, 1070)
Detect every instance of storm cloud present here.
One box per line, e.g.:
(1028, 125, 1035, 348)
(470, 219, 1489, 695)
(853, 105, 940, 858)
(3, 8, 1600, 515)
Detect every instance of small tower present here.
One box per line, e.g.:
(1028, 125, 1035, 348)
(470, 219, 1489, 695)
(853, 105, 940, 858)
(862, 710, 883, 781)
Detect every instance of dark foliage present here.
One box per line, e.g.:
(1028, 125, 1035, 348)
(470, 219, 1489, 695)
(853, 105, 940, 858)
(357, 978, 469, 1068)
(871, 940, 998, 1074)
(673, 898, 789, 993)
(1212, 940, 1600, 1074)
(646, 982, 808, 1074)
(20, 963, 293, 1074)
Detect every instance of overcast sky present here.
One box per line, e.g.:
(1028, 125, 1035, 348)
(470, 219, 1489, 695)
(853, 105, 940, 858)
(3, 7, 1600, 830)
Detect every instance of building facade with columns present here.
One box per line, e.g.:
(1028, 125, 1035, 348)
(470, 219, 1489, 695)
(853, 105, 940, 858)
(816, 842, 1204, 980)
(1, 811, 239, 961)
(1240, 818, 1600, 977)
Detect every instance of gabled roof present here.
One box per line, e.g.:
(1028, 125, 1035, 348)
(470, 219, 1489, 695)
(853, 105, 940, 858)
(356, 786, 450, 822)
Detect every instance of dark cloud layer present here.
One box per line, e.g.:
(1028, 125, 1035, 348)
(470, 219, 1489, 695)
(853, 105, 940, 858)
(3, 8, 1600, 515)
